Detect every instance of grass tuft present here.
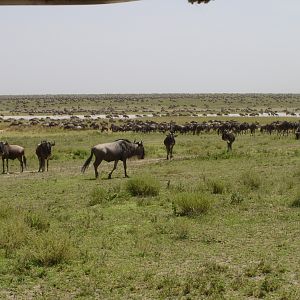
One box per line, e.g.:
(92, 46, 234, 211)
(230, 191, 245, 205)
(126, 176, 160, 197)
(172, 192, 211, 216)
(206, 179, 226, 194)
(18, 230, 73, 268)
(291, 190, 300, 207)
(241, 171, 262, 190)
(24, 212, 50, 232)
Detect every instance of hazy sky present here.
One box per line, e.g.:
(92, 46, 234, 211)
(0, 0, 299, 94)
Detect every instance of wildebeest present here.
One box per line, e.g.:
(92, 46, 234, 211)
(164, 132, 176, 160)
(0, 141, 27, 173)
(221, 131, 235, 152)
(36, 140, 55, 172)
(81, 139, 145, 179)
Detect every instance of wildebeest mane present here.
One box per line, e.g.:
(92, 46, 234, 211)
(114, 139, 132, 143)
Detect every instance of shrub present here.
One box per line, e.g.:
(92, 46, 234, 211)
(173, 192, 211, 216)
(126, 176, 160, 197)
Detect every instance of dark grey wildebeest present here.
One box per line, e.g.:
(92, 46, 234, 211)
(221, 131, 235, 152)
(36, 140, 55, 172)
(81, 139, 145, 179)
(0, 141, 27, 173)
(164, 132, 177, 160)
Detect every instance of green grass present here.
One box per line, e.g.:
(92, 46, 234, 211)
(126, 176, 160, 197)
(172, 192, 211, 216)
(0, 124, 299, 299)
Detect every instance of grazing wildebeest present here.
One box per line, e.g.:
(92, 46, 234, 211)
(164, 132, 177, 160)
(0, 141, 27, 173)
(221, 131, 235, 152)
(36, 140, 55, 172)
(81, 139, 145, 179)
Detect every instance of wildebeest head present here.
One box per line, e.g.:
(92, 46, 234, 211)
(135, 141, 145, 159)
(0, 141, 9, 156)
(0, 141, 5, 155)
(40, 140, 55, 155)
(166, 131, 177, 138)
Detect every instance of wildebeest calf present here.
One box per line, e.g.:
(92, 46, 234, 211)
(221, 131, 235, 152)
(36, 140, 55, 172)
(164, 132, 177, 160)
(0, 141, 27, 173)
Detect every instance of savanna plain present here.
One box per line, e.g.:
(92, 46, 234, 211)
(0, 94, 300, 299)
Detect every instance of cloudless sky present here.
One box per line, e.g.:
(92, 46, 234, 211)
(0, 0, 299, 94)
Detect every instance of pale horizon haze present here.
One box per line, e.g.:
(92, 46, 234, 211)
(0, 0, 300, 95)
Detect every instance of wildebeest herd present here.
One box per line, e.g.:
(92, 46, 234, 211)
(0, 120, 299, 176)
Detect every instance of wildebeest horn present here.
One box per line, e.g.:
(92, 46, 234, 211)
(133, 139, 136, 143)
(52, 141, 55, 146)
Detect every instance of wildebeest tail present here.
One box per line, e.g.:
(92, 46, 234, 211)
(81, 149, 94, 173)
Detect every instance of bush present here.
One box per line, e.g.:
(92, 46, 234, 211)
(126, 176, 160, 197)
(172, 192, 211, 216)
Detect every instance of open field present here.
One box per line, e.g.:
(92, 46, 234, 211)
(0, 121, 299, 299)
(1, 94, 300, 117)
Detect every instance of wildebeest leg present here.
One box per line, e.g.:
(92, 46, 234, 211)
(166, 147, 169, 160)
(18, 157, 24, 172)
(6, 158, 9, 173)
(227, 142, 232, 152)
(41, 159, 44, 172)
(123, 159, 129, 178)
(108, 160, 118, 179)
(38, 158, 43, 172)
(170, 146, 173, 159)
(2, 158, 5, 174)
(93, 158, 102, 178)
(46, 159, 49, 172)
(38, 158, 41, 172)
